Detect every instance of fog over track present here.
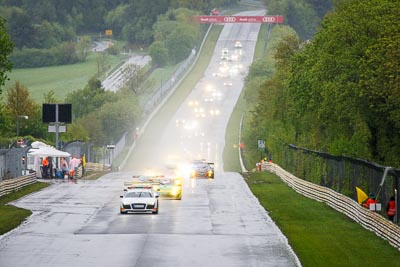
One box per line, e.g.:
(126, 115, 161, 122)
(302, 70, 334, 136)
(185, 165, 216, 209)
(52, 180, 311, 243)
(0, 9, 300, 267)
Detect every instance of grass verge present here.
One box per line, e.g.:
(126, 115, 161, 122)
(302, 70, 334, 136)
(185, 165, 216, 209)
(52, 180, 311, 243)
(223, 88, 246, 172)
(0, 181, 50, 235)
(81, 170, 110, 180)
(243, 170, 400, 266)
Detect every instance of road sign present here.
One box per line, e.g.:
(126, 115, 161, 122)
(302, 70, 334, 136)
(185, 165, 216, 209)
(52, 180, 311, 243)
(42, 103, 72, 124)
(48, 125, 66, 132)
(193, 15, 283, 24)
(105, 29, 113, 36)
(258, 139, 265, 149)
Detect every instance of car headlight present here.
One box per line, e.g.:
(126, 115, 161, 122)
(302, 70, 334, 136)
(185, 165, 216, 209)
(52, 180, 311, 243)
(171, 187, 180, 196)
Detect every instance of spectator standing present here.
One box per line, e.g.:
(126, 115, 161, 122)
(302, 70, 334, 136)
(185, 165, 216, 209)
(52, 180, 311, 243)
(386, 196, 396, 222)
(61, 157, 69, 177)
(256, 162, 261, 172)
(70, 156, 81, 169)
(70, 156, 81, 178)
(42, 157, 49, 178)
(80, 154, 86, 175)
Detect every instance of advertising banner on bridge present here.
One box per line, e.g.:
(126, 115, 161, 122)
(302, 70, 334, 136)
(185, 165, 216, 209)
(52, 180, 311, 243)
(193, 15, 283, 24)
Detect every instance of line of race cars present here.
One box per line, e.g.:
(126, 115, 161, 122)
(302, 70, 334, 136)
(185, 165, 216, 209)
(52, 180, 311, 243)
(120, 160, 215, 214)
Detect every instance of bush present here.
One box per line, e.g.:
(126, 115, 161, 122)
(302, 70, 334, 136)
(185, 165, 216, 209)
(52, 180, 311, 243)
(10, 42, 80, 68)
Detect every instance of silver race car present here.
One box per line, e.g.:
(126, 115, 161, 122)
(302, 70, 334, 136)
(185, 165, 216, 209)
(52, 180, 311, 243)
(190, 160, 215, 179)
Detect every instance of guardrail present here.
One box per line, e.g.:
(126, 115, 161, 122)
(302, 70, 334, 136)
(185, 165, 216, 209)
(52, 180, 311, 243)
(85, 162, 111, 172)
(0, 173, 37, 198)
(265, 162, 400, 250)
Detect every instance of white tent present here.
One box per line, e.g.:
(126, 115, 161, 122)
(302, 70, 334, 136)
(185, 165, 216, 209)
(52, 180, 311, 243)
(28, 146, 71, 157)
(28, 141, 71, 178)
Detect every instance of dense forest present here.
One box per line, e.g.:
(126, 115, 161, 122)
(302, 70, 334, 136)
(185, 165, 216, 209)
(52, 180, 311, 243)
(0, 0, 236, 68)
(262, 0, 333, 40)
(0, 0, 236, 46)
(0, 0, 237, 147)
(4, 0, 393, 171)
(243, 0, 400, 168)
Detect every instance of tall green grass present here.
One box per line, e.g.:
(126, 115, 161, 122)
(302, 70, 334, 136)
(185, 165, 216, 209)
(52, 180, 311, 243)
(244, 171, 400, 266)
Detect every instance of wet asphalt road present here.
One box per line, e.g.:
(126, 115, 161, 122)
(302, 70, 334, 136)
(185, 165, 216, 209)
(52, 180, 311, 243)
(0, 9, 300, 267)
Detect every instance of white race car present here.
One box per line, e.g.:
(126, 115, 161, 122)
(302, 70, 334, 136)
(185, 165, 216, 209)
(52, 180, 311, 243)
(120, 187, 159, 214)
(234, 41, 242, 48)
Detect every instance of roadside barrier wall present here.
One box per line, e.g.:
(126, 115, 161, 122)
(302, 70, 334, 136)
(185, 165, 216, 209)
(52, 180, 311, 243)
(0, 173, 36, 197)
(85, 162, 110, 172)
(265, 162, 400, 250)
(0, 165, 87, 197)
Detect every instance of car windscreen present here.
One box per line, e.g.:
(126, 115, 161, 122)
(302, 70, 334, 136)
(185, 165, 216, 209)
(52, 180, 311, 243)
(126, 191, 152, 198)
(193, 163, 209, 169)
(160, 179, 173, 185)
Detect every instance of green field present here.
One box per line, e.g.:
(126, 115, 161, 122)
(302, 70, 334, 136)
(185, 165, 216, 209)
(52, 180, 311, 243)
(4, 53, 122, 102)
(4, 51, 185, 109)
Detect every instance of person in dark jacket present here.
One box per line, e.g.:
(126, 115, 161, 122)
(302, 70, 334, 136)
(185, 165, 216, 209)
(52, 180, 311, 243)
(42, 157, 49, 178)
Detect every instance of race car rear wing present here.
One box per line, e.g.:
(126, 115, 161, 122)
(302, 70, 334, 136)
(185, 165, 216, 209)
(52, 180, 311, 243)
(124, 175, 182, 190)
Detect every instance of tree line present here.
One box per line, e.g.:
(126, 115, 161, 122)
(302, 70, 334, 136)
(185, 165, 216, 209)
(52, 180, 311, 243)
(242, 0, 400, 169)
(0, 1, 237, 148)
(262, 0, 333, 40)
(0, 76, 143, 148)
(0, 0, 236, 68)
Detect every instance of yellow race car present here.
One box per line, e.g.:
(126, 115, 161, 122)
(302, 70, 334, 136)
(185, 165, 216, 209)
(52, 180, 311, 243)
(124, 175, 182, 200)
(154, 177, 182, 200)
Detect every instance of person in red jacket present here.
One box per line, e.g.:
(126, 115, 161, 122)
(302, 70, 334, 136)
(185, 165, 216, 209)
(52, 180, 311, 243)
(386, 196, 396, 222)
(363, 193, 377, 209)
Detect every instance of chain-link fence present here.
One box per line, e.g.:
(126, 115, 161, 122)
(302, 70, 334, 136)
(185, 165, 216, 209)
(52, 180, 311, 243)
(0, 147, 30, 181)
(281, 144, 399, 221)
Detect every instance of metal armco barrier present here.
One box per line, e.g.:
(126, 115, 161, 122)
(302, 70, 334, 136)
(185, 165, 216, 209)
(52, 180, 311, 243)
(85, 162, 110, 172)
(0, 173, 37, 197)
(264, 162, 400, 250)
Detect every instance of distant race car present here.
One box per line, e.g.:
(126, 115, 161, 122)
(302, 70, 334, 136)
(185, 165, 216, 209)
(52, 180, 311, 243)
(156, 177, 183, 200)
(234, 41, 242, 48)
(120, 186, 159, 214)
(190, 160, 214, 179)
(220, 48, 229, 60)
(175, 119, 186, 128)
(223, 81, 233, 87)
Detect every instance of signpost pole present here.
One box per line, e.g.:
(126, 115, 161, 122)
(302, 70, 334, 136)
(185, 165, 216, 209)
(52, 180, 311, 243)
(257, 139, 265, 160)
(55, 104, 59, 149)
